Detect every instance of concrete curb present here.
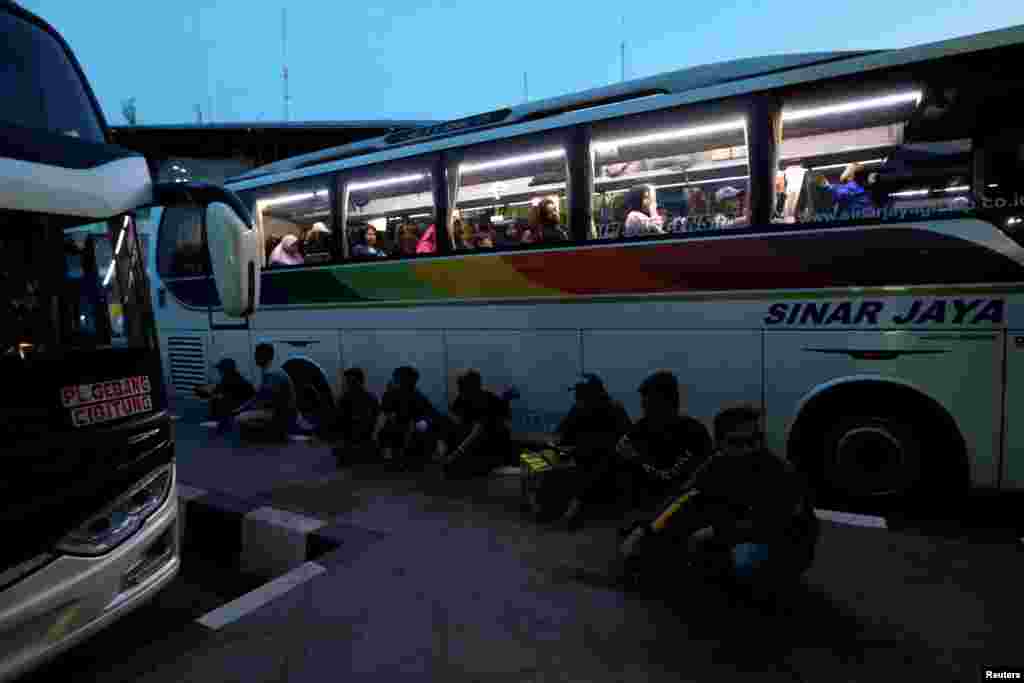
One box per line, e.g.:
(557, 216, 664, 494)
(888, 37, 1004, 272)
(175, 482, 378, 579)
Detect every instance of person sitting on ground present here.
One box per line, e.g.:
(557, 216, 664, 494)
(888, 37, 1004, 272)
(376, 365, 442, 470)
(329, 367, 380, 466)
(270, 234, 304, 267)
(437, 369, 513, 479)
(194, 358, 256, 430)
(550, 374, 633, 531)
(622, 185, 665, 237)
(620, 404, 819, 595)
(615, 370, 713, 514)
(234, 343, 300, 441)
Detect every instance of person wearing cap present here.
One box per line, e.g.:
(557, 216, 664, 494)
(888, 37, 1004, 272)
(194, 358, 256, 429)
(376, 365, 442, 470)
(622, 185, 665, 238)
(550, 374, 633, 531)
(620, 404, 819, 595)
(328, 367, 380, 466)
(615, 370, 713, 513)
(437, 369, 512, 479)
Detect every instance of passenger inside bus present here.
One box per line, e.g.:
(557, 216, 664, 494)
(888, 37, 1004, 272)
(416, 224, 437, 254)
(453, 212, 476, 250)
(816, 162, 875, 214)
(395, 223, 420, 256)
(303, 222, 332, 263)
(351, 226, 388, 259)
(270, 234, 304, 267)
(522, 196, 567, 243)
(622, 185, 665, 237)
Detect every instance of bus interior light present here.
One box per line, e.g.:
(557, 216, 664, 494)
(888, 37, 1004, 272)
(783, 91, 922, 123)
(114, 228, 125, 256)
(103, 262, 115, 286)
(810, 159, 886, 171)
(593, 119, 747, 155)
(349, 175, 426, 192)
(460, 149, 565, 175)
(263, 190, 329, 208)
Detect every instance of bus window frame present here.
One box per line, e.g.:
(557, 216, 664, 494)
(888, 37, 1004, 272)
(241, 175, 337, 270)
(587, 95, 755, 243)
(452, 127, 573, 253)
(338, 154, 441, 263)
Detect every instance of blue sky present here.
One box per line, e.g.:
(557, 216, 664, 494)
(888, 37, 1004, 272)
(25, 0, 1024, 126)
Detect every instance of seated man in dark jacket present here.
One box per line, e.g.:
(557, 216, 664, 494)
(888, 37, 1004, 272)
(438, 369, 512, 479)
(551, 374, 632, 530)
(621, 404, 819, 592)
(195, 358, 256, 429)
(376, 365, 442, 470)
(615, 371, 713, 513)
(329, 367, 380, 465)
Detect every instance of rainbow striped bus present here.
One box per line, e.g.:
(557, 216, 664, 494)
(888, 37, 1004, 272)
(155, 24, 1024, 505)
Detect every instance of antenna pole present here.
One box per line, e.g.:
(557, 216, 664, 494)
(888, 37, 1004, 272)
(523, 72, 528, 103)
(620, 16, 626, 82)
(282, 8, 290, 121)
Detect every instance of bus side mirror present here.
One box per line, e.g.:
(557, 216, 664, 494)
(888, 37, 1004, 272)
(153, 181, 261, 318)
(206, 202, 261, 318)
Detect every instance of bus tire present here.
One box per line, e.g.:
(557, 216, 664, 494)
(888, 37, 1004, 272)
(283, 362, 334, 423)
(819, 414, 924, 502)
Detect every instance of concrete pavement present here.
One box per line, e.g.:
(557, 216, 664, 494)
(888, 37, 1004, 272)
(163, 398, 1023, 682)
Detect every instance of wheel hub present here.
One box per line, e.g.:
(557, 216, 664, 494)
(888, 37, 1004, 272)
(834, 425, 906, 495)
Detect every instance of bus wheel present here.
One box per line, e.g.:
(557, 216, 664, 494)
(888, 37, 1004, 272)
(819, 414, 924, 501)
(284, 363, 334, 424)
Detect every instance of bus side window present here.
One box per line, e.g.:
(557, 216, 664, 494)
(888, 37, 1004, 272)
(156, 205, 207, 278)
(241, 178, 335, 269)
(589, 99, 751, 240)
(456, 132, 570, 251)
(780, 79, 974, 225)
(344, 158, 436, 260)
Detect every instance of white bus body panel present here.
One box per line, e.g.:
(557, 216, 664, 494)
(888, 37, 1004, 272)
(343, 329, 448, 413)
(254, 330, 342, 398)
(1003, 331, 1024, 490)
(765, 330, 1004, 488)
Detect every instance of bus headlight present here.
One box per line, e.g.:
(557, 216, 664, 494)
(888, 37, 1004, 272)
(56, 466, 173, 556)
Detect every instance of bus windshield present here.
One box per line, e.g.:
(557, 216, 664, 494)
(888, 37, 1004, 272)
(1, 211, 155, 359)
(0, 7, 103, 141)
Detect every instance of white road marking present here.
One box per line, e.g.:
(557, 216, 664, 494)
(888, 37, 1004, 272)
(815, 509, 888, 529)
(197, 561, 326, 630)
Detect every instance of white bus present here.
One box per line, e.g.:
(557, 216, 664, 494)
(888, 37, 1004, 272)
(155, 24, 1024, 506)
(0, 3, 256, 679)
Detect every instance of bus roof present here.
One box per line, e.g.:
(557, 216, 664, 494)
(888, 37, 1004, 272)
(229, 23, 1024, 189)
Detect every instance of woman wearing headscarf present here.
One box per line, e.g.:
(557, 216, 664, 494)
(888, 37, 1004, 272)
(622, 185, 665, 237)
(270, 234, 304, 267)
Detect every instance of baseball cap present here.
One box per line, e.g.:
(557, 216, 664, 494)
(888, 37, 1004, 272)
(715, 186, 744, 201)
(214, 358, 236, 372)
(638, 370, 678, 398)
(569, 373, 605, 395)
